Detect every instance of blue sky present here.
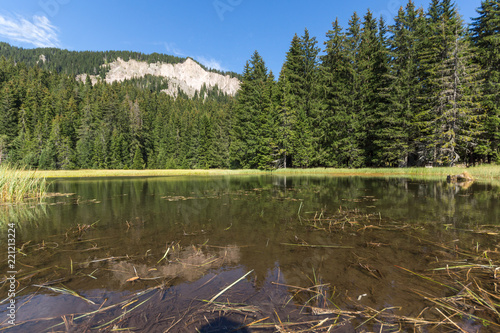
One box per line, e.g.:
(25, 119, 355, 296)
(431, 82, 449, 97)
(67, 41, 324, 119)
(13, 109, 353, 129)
(0, 0, 483, 75)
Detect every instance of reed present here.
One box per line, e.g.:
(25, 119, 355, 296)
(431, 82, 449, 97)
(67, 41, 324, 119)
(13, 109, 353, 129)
(0, 165, 48, 203)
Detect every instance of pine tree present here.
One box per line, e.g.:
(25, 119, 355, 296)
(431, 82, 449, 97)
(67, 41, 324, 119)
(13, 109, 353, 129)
(75, 98, 95, 168)
(338, 12, 365, 167)
(374, 1, 425, 166)
(230, 51, 271, 169)
(279, 30, 321, 167)
(131, 144, 144, 169)
(256, 71, 279, 170)
(276, 69, 297, 168)
(320, 18, 350, 166)
(0, 85, 18, 144)
(417, 0, 482, 166)
(471, 0, 500, 163)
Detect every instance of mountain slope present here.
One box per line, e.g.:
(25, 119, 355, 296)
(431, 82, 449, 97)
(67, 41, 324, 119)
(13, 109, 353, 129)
(77, 57, 240, 98)
(0, 42, 241, 97)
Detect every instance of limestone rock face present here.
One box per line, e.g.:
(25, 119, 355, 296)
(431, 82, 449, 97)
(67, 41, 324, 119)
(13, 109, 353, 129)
(77, 57, 240, 98)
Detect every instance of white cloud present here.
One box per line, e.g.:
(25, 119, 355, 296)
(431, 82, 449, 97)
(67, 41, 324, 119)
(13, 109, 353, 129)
(162, 42, 186, 57)
(156, 41, 227, 72)
(196, 56, 226, 72)
(0, 13, 60, 48)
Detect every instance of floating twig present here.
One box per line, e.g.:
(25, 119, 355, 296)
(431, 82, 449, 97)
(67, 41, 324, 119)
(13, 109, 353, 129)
(208, 269, 254, 304)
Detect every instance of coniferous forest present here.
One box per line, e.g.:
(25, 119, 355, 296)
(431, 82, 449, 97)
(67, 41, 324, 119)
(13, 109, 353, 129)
(0, 0, 499, 170)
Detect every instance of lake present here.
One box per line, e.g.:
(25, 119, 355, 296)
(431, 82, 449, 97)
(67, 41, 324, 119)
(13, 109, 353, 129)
(1, 175, 499, 332)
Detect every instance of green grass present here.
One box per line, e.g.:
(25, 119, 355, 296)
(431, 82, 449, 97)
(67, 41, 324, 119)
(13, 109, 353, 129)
(0, 165, 48, 203)
(27, 165, 500, 181)
(26, 168, 266, 178)
(274, 165, 500, 180)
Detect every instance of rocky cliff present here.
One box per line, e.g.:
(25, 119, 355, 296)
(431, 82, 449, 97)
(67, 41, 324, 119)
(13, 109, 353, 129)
(77, 57, 240, 98)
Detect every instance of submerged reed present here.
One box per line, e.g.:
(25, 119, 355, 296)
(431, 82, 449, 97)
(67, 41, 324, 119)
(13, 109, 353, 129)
(0, 165, 48, 203)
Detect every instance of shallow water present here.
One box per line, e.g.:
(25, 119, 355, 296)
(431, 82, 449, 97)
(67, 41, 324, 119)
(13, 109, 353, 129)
(1, 176, 499, 332)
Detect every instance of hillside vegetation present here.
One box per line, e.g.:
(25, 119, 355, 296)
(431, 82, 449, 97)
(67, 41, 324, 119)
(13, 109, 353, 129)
(0, 0, 498, 170)
(0, 42, 241, 79)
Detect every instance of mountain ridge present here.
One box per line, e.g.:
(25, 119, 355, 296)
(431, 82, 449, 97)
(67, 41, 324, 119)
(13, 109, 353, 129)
(76, 57, 240, 98)
(0, 42, 241, 98)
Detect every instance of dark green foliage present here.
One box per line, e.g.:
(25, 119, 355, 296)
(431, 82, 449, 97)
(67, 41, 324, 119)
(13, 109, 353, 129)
(320, 19, 351, 167)
(416, 0, 482, 166)
(131, 145, 144, 169)
(0, 54, 236, 170)
(471, 0, 500, 162)
(277, 30, 321, 168)
(374, 2, 425, 167)
(0, 43, 241, 79)
(0, 0, 497, 169)
(230, 51, 275, 169)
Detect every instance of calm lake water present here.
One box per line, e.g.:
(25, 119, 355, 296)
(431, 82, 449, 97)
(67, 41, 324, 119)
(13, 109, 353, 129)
(1, 176, 499, 332)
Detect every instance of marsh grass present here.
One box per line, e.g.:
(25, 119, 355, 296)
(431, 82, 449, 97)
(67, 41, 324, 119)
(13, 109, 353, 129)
(26, 165, 500, 182)
(0, 165, 48, 203)
(24, 168, 265, 178)
(273, 165, 500, 180)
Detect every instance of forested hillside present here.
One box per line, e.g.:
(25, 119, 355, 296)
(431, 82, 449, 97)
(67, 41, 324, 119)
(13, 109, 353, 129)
(0, 42, 241, 79)
(0, 0, 498, 170)
(0, 58, 234, 170)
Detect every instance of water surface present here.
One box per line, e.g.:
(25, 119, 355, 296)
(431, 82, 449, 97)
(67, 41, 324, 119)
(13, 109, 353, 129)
(1, 176, 499, 332)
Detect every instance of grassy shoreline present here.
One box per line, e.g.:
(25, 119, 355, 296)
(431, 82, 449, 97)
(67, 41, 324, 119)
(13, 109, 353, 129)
(25, 165, 499, 181)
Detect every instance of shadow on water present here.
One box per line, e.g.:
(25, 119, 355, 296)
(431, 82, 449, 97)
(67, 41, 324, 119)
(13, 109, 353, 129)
(198, 317, 250, 333)
(0, 175, 499, 332)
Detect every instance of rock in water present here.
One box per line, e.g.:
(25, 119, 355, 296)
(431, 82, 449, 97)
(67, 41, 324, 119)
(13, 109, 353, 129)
(447, 171, 474, 183)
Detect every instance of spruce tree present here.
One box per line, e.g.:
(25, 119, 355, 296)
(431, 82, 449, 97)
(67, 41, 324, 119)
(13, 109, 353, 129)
(276, 69, 297, 168)
(417, 0, 482, 166)
(75, 99, 95, 169)
(320, 18, 350, 167)
(256, 71, 279, 170)
(374, 1, 425, 166)
(0, 85, 18, 142)
(471, 0, 500, 163)
(131, 144, 144, 169)
(339, 12, 365, 167)
(356, 10, 389, 165)
(230, 51, 271, 169)
(279, 30, 320, 167)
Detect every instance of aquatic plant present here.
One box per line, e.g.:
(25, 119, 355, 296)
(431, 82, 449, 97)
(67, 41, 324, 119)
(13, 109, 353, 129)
(0, 165, 47, 203)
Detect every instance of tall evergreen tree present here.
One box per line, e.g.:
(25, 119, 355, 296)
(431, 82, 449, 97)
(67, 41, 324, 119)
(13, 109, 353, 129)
(356, 10, 390, 165)
(320, 18, 352, 167)
(374, 1, 426, 166)
(231, 51, 272, 169)
(471, 0, 500, 162)
(417, 0, 482, 166)
(279, 30, 321, 167)
(256, 71, 279, 170)
(340, 12, 366, 167)
(276, 69, 297, 168)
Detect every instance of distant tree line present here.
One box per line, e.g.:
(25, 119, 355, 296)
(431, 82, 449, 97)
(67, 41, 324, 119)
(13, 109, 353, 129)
(0, 42, 242, 80)
(0, 0, 498, 170)
(0, 58, 233, 169)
